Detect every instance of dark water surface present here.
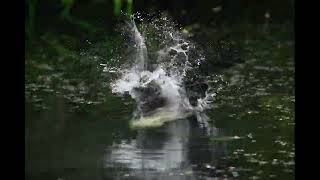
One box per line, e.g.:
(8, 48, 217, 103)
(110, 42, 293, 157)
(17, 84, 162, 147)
(26, 26, 294, 180)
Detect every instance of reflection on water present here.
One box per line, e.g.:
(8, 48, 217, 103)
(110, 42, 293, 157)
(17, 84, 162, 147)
(26, 100, 228, 180)
(104, 117, 226, 179)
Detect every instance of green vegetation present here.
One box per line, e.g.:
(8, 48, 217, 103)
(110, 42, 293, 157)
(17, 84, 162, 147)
(114, 0, 134, 16)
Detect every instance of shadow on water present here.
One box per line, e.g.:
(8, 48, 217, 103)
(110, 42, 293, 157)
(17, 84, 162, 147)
(25, 96, 133, 180)
(26, 97, 229, 180)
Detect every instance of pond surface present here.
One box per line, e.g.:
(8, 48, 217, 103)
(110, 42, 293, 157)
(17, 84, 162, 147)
(26, 26, 294, 180)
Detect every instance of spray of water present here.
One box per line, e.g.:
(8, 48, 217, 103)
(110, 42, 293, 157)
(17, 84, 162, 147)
(109, 14, 221, 130)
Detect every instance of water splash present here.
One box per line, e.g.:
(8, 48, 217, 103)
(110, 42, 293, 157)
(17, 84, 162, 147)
(110, 14, 220, 131)
(128, 17, 148, 71)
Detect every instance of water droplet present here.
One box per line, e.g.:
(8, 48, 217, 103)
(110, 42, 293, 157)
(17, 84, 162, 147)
(269, 174, 277, 178)
(232, 171, 239, 177)
(258, 161, 268, 165)
(212, 6, 222, 13)
(249, 176, 260, 180)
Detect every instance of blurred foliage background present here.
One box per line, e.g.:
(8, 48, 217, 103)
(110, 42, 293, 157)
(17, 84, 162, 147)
(25, 0, 294, 41)
(25, 0, 294, 110)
